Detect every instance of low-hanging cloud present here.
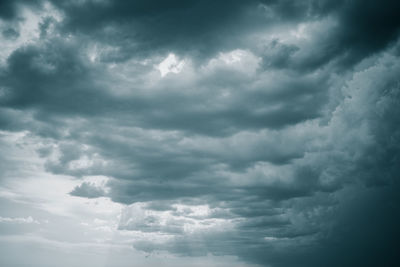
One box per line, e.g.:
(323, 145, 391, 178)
(0, 1, 399, 267)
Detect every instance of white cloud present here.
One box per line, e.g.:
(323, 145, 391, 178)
(157, 53, 185, 77)
(0, 216, 40, 224)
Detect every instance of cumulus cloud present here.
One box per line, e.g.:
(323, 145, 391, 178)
(0, 0, 399, 267)
(70, 182, 106, 198)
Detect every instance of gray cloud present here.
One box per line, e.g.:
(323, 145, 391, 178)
(1, 1, 399, 266)
(69, 182, 106, 198)
(0, 0, 40, 20)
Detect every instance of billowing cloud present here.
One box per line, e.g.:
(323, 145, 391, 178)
(70, 182, 106, 198)
(0, 0, 399, 267)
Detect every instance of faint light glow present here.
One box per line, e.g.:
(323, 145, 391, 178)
(264, 236, 289, 241)
(290, 23, 308, 39)
(157, 53, 185, 77)
(264, 236, 279, 241)
(88, 45, 98, 62)
(69, 155, 93, 169)
(219, 50, 245, 64)
(205, 49, 260, 74)
(0, 216, 40, 224)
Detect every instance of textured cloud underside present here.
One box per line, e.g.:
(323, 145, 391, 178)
(0, 1, 399, 267)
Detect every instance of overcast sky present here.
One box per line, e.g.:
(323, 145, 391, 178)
(0, 1, 400, 266)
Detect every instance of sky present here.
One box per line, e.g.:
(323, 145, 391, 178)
(0, 0, 399, 266)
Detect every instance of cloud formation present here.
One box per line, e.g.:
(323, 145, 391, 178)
(0, 0, 399, 266)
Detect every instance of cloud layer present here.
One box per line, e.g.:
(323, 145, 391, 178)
(1, 1, 399, 266)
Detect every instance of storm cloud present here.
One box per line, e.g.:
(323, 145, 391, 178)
(0, 1, 399, 266)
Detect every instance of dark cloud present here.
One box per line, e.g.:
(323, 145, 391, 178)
(257, 0, 400, 73)
(332, 0, 400, 67)
(1, 40, 103, 113)
(48, 0, 266, 61)
(0, 39, 327, 137)
(0, 0, 39, 20)
(69, 182, 106, 198)
(1, 1, 399, 267)
(2, 27, 19, 39)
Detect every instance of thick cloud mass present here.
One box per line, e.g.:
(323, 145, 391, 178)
(0, 1, 399, 267)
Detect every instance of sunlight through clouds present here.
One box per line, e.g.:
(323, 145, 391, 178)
(1, 1, 399, 267)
